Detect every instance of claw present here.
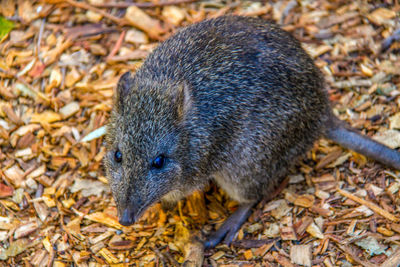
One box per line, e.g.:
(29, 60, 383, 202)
(204, 203, 254, 248)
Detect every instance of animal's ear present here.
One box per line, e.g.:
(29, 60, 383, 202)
(171, 81, 192, 121)
(115, 72, 135, 107)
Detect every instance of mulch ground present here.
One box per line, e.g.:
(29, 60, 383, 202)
(1, 0, 400, 266)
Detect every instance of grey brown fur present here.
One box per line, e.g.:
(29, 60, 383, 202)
(104, 16, 400, 247)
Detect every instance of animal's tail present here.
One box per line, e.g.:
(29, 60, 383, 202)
(326, 117, 400, 170)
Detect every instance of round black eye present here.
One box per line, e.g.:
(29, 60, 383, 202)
(152, 155, 165, 169)
(114, 150, 122, 163)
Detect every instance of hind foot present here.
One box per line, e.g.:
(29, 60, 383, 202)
(204, 203, 254, 248)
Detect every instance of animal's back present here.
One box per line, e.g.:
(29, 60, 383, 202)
(134, 16, 331, 202)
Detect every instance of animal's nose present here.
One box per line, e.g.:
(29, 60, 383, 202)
(119, 208, 135, 226)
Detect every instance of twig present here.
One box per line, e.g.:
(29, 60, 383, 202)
(93, 0, 198, 8)
(106, 50, 149, 64)
(106, 31, 126, 61)
(324, 217, 385, 226)
(337, 187, 400, 222)
(65, 24, 117, 40)
(64, 0, 127, 25)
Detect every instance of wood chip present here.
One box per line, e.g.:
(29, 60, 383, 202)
(4, 165, 25, 187)
(294, 194, 315, 208)
(125, 6, 163, 39)
(14, 221, 38, 239)
(30, 111, 61, 124)
(98, 248, 120, 264)
(280, 225, 297, 240)
(162, 6, 185, 26)
(182, 238, 204, 266)
(290, 244, 311, 267)
(382, 247, 400, 267)
(306, 221, 324, 239)
(272, 251, 295, 267)
(211, 251, 225, 261)
(367, 8, 396, 26)
(59, 102, 80, 119)
(85, 212, 122, 230)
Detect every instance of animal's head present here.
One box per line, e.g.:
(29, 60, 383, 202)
(104, 72, 192, 226)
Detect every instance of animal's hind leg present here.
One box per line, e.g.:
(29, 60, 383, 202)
(204, 203, 254, 248)
(203, 177, 289, 248)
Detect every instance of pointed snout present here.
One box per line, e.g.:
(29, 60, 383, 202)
(119, 207, 136, 226)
